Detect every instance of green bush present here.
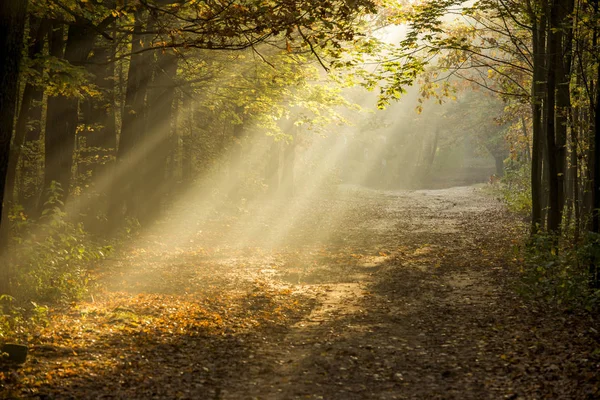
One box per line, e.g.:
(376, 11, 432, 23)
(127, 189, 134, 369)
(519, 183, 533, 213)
(8, 182, 110, 304)
(0, 295, 49, 341)
(501, 162, 532, 215)
(520, 232, 600, 311)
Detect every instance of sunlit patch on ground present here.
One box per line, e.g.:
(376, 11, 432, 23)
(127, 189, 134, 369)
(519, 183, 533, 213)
(2, 185, 599, 399)
(2, 280, 313, 398)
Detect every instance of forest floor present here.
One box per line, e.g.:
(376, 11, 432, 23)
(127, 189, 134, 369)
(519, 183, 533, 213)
(2, 184, 600, 399)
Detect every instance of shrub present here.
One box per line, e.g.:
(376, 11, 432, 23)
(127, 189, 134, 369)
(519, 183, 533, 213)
(501, 162, 531, 215)
(0, 295, 49, 341)
(8, 182, 110, 304)
(520, 232, 600, 311)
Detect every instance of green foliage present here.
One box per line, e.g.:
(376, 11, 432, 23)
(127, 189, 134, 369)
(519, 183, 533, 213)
(8, 182, 110, 305)
(41, 57, 100, 100)
(0, 295, 49, 340)
(520, 233, 600, 311)
(16, 139, 44, 211)
(500, 162, 532, 215)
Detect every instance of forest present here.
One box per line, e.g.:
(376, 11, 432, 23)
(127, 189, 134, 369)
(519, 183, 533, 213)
(1, 0, 600, 398)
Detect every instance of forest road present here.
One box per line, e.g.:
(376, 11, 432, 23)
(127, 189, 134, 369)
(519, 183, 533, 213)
(6, 185, 598, 400)
(222, 185, 597, 400)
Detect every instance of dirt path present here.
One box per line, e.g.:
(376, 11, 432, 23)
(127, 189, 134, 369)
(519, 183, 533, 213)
(221, 185, 599, 399)
(3, 185, 599, 399)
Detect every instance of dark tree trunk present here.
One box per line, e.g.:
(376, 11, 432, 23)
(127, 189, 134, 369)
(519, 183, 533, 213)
(529, 0, 547, 234)
(43, 23, 100, 208)
(139, 49, 178, 221)
(541, 144, 549, 226)
(592, 3, 600, 234)
(494, 155, 505, 177)
(111, 10, 154, 222)
(583, 77, 596, 232)
(80, 36, 117, 175)
(43, 12, 115, 210)
(554, 0, 575, 221)
(0, 0, 29, 294)
(521, 116, 531, 163)
(580, 108, 591, 233)
(23, 17, 48, 143)
(591, 12, 600, 288)
(5, 17, 48, 209)
(545, 0, 561, 234)
(567, 105, 579, 240)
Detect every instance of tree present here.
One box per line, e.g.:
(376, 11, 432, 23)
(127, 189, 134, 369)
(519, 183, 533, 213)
(0, 0, 29, 294)
(4, 17, 50, 214)
(43, 8, 116, 209)
(439, 90, 511, 177)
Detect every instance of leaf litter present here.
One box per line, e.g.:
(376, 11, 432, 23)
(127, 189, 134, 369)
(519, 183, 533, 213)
(2, 185, 599, 399)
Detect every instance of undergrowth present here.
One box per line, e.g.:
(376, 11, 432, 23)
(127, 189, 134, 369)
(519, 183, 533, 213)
(496, 164, 600, 311)
(501, 163, 532, 216)
(518, 232, 600, 311)
(1, 183, 111, 340)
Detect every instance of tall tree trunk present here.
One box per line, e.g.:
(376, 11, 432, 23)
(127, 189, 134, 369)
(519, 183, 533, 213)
(112, 9, 153, 222)
(43, 13, 115, 210)
(5, 17, 48, 209)
(585, 119, 594, 231)
(529, 0, 547, 234)
(591, 2, 600, 287)
(43, 23, 99, 207)
(521, 116, 532, 162)
(545, 0, 561, 234)
(592, 2, 600, 232)
(80, 36, 117, 176)
(494, 155, 505, 177)
(139, 49, 178, 222)
(591, 74, 600, 287)
(22, 16, 48, 144)
(0, 0, 29, 294)
(567, 105, 579, 240)
(554, 0, 575, 218)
